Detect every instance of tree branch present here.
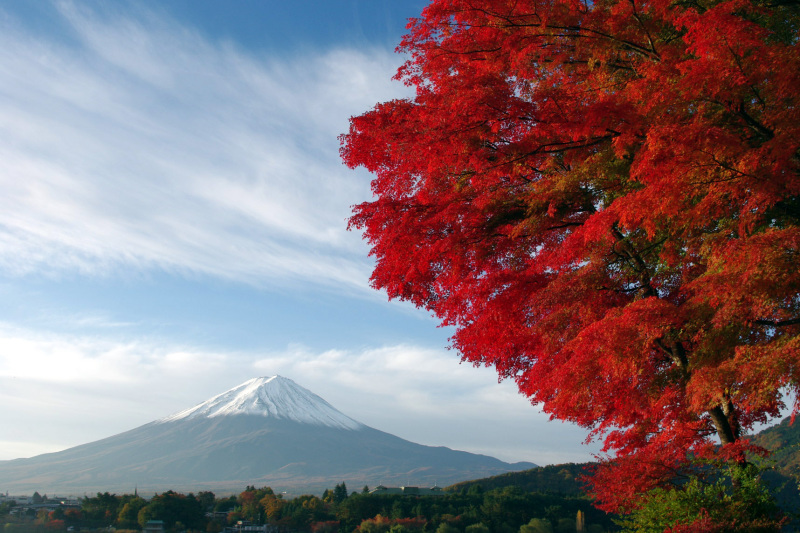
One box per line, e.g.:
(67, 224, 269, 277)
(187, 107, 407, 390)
(753, 317, 800, 327)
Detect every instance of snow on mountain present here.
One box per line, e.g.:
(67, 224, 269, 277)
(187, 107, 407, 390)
(158, 375, 363, 430)
(0, 376, 539, 493)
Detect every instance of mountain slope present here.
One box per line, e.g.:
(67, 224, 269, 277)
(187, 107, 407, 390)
(750, 416, 800, 480)
(443, 418, 800, 518)
(447, 462, 590, 494)
(0, 376, 536, 494)
(748, 416, 800, 513)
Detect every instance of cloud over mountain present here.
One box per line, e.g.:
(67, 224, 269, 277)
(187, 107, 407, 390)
(0, 376, 536, 494)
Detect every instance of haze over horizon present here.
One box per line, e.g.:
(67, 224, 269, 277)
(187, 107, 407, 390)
(0, 0, 601, 467)
(0, 376, 542, 495)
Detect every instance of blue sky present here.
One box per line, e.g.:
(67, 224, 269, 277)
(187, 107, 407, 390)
(0, 0, 600, 468)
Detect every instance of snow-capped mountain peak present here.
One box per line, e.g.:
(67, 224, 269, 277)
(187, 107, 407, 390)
(159, 376, 363, 430)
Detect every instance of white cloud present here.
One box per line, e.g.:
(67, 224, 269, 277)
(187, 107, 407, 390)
(0, 324, 599, 464)
(0, 2, 405, 289)
(0, 3, 603, 469)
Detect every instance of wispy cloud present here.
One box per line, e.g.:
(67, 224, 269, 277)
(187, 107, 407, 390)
(0, 3, 601, 468)
(0, 2, 405, 289)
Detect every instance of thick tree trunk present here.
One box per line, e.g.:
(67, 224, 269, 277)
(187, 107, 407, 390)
(663, 338, 741, 447)
(708, 405, 738, 445)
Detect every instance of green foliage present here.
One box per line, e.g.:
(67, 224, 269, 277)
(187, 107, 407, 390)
(137, 490, 203, 531)
(335, 485, 612, 533)
(8, 480, 617, 532)
(750, 417, 800, 480)
(355, 514, 429, 533)
(449, 464, 588, 495)
(333, 482, 349, 504)
(197, 491, 216, 512)
(520, 518, 553, 533)
(81, 492, 121, 523)
(618, 464, 784, 532)
(213, 495, 237, 513)
(0, 502, 15, 517)
(390, 524, 408, 533)
(555, 518, 575, 533)
(748, 416, 800, 517)
(282, 494, 327, 528)
(466, 522, 490, 533)
(116, 496, 146, 529)
(436, 523, 461, 533)
(467, 485, 484, 496)
(358, 514, 392, 533)
(238, 486, 274, 522)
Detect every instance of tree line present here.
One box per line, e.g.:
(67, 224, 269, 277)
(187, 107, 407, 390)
(0, 483, 616, 533)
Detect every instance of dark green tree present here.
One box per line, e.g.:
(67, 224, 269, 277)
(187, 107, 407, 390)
(81, 492, 121, 523)
(213, 495, 238, 513)
(333, 482, 348, 504)
(137, 490, 204, 531)
(197, 491, 215, 512)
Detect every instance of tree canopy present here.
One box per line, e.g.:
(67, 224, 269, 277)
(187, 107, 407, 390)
(341, 0, 800, 516)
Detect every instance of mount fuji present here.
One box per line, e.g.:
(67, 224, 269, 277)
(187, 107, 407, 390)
(0, 376, 536, 494)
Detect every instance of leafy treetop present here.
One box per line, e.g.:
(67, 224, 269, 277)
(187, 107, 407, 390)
(341, 0, 800, 514)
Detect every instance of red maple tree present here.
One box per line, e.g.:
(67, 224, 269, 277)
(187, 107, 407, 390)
(341, 0, 799, 514)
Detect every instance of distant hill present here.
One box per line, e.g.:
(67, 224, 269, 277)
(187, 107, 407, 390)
(0, 376, 536, 495)
(447, 462, 590, 494)
(447, 417, 800, 505)
(749, 416, 800, 513)
(750, 416, 800, 479)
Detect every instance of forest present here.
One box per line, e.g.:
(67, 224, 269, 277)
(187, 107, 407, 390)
(3, 423, 797, 533)
(0, 479, 615, 533)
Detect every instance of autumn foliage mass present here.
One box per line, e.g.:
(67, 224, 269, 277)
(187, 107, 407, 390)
(341, 0, 800, 523)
